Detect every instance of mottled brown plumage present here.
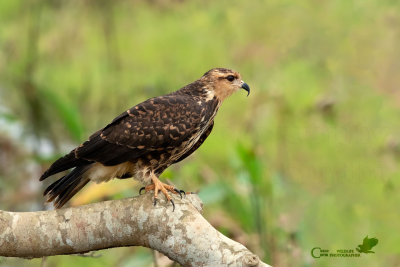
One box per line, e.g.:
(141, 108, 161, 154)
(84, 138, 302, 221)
(40, 68, 250, 208)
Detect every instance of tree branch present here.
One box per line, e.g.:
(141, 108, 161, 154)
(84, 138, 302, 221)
(0, 193, 271, 267)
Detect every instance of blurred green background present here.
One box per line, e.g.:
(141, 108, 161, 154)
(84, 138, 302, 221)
(0, 0, 399, 266)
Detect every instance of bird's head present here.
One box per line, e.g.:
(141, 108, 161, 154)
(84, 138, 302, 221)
(200, 68, 250, 101)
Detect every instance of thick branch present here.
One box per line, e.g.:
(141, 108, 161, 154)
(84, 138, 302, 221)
(0, 193, 270, 267)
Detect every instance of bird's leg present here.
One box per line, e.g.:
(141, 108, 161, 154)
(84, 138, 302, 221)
(139, 173, 185, 211)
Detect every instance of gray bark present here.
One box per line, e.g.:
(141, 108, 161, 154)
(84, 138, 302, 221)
(0, 193, 270, 267)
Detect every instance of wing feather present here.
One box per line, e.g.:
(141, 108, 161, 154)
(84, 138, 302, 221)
(75, 95, 205, 166)
(101, 95, 203, 148)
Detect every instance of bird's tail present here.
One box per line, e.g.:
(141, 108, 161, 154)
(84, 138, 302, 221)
(43, 165, 92, 208)
(40, 150, 90, 181)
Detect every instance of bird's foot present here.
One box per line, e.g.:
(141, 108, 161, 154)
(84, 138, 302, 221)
(139, 177, 185, 212)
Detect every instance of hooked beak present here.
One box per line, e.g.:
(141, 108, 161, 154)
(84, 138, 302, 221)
(241, 82, 250, 96)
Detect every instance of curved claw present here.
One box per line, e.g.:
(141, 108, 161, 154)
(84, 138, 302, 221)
(180, 190, 186, 196)
(139, 187, 146, 195)
(174, 188, 183, 199)
(153, 196, 175, 212)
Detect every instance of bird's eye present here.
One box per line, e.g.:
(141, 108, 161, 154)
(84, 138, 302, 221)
(226, 75, 235, 82)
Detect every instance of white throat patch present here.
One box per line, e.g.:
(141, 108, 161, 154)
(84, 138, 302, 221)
(205, 89, 215, 101)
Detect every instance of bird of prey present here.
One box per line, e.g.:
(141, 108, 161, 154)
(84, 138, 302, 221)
(40, 68, 250, 210)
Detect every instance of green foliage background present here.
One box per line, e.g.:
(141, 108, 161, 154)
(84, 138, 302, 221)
(0, 0, 399, 266)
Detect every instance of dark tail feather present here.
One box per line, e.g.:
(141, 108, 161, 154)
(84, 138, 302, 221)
(44, 165, 91, 208)
(40, 150, 91, 181)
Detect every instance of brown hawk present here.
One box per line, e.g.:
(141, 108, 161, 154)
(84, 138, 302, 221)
(40, 68, 250, 210)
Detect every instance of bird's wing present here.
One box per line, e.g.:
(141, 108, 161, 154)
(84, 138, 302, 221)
(75, 95, 204, 166)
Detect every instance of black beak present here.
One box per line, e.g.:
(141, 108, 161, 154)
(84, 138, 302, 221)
(241, 82, 250, 96)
